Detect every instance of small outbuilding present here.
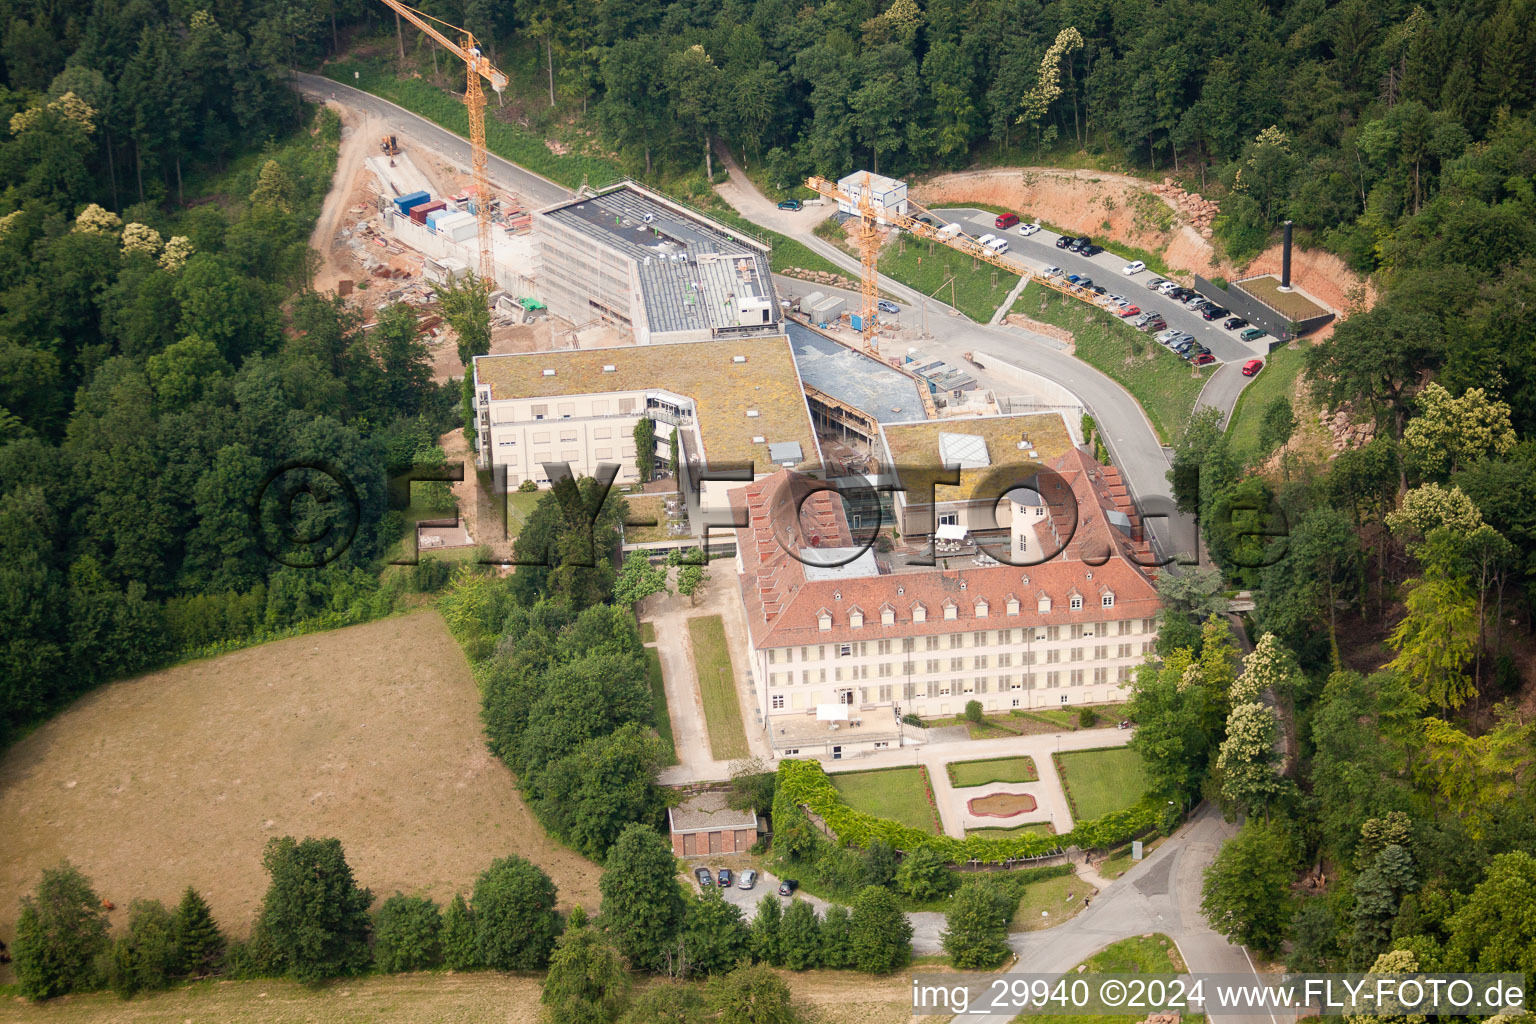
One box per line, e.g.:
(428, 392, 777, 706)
(668, 791, 760, 857)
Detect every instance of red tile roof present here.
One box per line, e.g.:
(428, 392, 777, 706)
(732, 447, 1161, 648)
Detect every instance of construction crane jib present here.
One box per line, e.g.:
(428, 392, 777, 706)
(376, 0, 508, 284)
(804, 175, 1115, 343)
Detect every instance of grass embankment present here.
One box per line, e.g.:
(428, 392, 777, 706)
(1054, 747, 1149, 821)
(830, 766, 942, 835)
(1010, 934, 1199, 1024)
(1013, 283, 1211, 445)
(1224, 342, 1307, 458)
(880, 236, 1020, 322)
(644, 647, 677, 765)
(1010, 870, 1093, 932)
(948, 756, 1039, 787)
(688, 615, 750, 760)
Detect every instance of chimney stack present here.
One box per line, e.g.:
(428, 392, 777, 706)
(1279, 220, 1294, 291)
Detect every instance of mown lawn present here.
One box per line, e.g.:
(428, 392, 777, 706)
(881, 237, 1020, 322)
(1013, 283, 1211, 445)
(688, 615, 750, 760)
(1055, 747, 1150, 821)
(1009, 871, 1092, 932)
(830, 766, 941, 834)
(1225, 341, 1307, 458)
(948, 755, 1039, 787)
(1009, 935, 1198, 1024)
(645, 647, 676, 765)
(968, 821, 1056, 839)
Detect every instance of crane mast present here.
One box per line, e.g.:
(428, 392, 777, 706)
(374, 0, 508, 284)
(804, 175, 1116, 349)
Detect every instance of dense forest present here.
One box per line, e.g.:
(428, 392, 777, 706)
(0, 1, 457, 746)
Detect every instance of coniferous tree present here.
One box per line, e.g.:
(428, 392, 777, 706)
(442, 893, 479, 970)
(171, 886, 225, 978)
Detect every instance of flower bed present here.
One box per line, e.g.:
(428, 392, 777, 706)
(778, 758, 1158, 864)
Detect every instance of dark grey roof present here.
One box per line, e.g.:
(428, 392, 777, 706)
(786, 323, 927, 423)
(668, 791, 759, 833)
(543, 185, 779, 337)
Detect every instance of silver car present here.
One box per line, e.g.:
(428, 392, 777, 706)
(738, 869, 758, 890)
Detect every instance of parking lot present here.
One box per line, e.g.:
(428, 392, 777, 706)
(932, 207, 1269, 365)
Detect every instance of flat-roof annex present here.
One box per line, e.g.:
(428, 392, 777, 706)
(474, 336, 821, 472)
(539, 182, 779, 337)
(880, 412, 1075, 505)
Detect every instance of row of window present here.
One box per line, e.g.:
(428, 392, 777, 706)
(765, 621, 1156, 665)
(819, 590, 1121, 631)
(765, 666, 1132, 709)
(765, 643, 1150, 686)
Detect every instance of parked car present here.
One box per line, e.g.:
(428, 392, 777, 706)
(1242, 358, 1264, 376)
(1081, 244, 1104, 256)
(877, 299, 900, 314)
(1168, 286, 1194, 300)
(1065, 273, 1083, 285)
(1055, 235, 1075, 249)
(1091, 285, 1107, 295)
(1123, 260, 1147, 275)
(1154, 328, 1180, 344)
(695, 868, 714, 888)
(1193, 343, 1212, 356)
(717, 868, 733, 887)
(778, 879, 798, 896)
(1020, 222, 1041, 236)
(1173, 338, 1195, 355)
(777, 199, 802, 211)
(1117, 304, 1141, 317)
(1201, 305, 1230, 321)
(916, 214, 935, 226)
(977, 233, 998, 246)
(1077, 277, 1095, 289)
(1141, 319, 1167, 333)
(1042, 265, 1062, 277)
(1223, 316, 1249, 330)
(1193, 352, 1217, 366)
(1108, 293, 1128, 306)
(995, 212, 1020, 229)
(1158, 281, 1180, 295)
(1068, 237, 1090, 252)
(1240, 327, 1268, 342)
(986, 236, 1010, 253)
(1168, 332, 1195, 349)
(1145, 276, 1167, 291)
(738, 869, 758, 890)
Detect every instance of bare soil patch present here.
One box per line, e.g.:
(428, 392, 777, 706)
(0, 611, 600, 957)
(967, 792, 1039, 817)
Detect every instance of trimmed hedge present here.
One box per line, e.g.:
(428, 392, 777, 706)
(778, 759, 1158, 864)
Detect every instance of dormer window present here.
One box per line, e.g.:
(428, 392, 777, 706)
(1037, 594, 1051, 613)
(1070, 595, 1084, 611)
(913, 603, 927, 623)
(943, 601, 958, 620)
(881, 606, 895, 626)
(975, 599, 989, 617)
(1006, 597, 1020, 616)
(1102, 593, 1115, 608)
(818, 610, 832, 631)
(849, 608, 864, 628)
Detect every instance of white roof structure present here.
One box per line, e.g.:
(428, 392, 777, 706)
(799, 545, 881, 581)
(816, 703, 852, 721)
(938, 432, 992, 470)
(936, 523, 969, 541)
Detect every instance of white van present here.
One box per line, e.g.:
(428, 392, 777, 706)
(986, 236, 1010, 253)
(937, 223, 963, 240)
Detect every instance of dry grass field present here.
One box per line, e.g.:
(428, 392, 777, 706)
(0, 610, 602, 963)
(0, 970, 917, 1024)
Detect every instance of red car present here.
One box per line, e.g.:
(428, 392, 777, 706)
(1242, 359, 1264, 376)
(995, 212, 1020, 229)
(1116, 305, 1141, 317)
(1194, 353, 1217, 366)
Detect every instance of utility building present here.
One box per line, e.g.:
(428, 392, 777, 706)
(533, 181, 783, 346)
(834, 171, 908, 225)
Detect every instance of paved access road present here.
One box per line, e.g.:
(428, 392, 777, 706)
(291, 71, 573, 209)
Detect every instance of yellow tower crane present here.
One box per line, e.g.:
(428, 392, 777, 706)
(804, 175, 1113, 350)
(376, 0, 508, 283)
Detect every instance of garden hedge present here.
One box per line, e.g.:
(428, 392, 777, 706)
(777, 758, 1158, 864)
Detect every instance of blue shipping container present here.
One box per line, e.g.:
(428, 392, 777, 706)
(392, 190, 430, 215)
